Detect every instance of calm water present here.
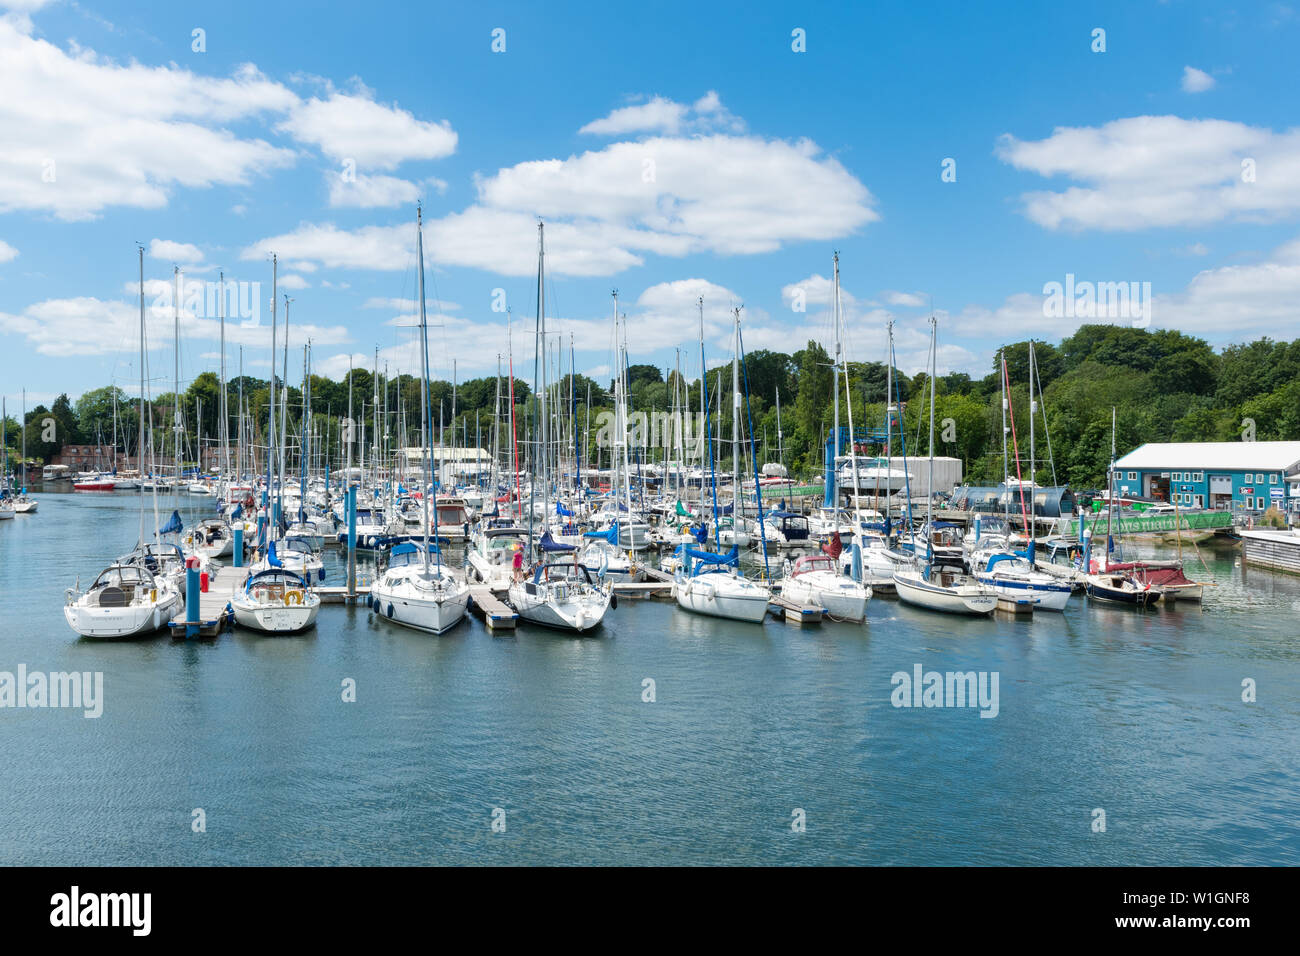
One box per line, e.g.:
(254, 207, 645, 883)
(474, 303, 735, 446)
(1, 489, 1297, 866)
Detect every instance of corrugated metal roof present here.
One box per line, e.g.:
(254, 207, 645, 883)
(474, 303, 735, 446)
(1114, 441, 1300, 471)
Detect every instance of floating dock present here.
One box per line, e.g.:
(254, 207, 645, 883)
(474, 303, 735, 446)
(468, 585, 518, 630)
(767, 593, 824, 624)
(169, 566, 246, 638)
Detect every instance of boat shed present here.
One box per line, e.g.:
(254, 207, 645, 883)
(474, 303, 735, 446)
(950, 485, 1077, 518)
(1111, 441, 1300, 513)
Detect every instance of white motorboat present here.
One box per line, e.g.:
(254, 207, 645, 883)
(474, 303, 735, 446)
(780, 553, 871, 622)
(673, 545, 770, 623)
(183, 518, 235, 560)
(12, 493, 37, 513)
(760, 509, 813, 548)
(64, 564, 182, 639)
(231, 568, 320, 634)
(467, 524, 528, 588)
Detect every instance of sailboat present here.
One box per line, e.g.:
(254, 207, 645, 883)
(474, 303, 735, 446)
(674, 306, 772, 624)
(233, 254, 322, 634)
(777, 254, 871, 620)
(893, 316, 998, 616)
(369, 206, 471, 635)
(1084, 407, 1161, 607)
(65, 247, 184, 638)
(508, 222, 612, 633)
(971, 351, 1073, 611)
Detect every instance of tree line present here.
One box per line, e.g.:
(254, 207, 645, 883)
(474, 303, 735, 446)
(6, 325, 1294, 491)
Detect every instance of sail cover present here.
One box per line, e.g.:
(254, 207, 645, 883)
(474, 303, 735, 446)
(538, 531, 576, 553)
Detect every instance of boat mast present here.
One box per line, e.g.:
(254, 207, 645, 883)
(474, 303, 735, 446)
(731, 307, 741, 521)
(266, 255, 278, 543)
(138, 246, 146, 542)
(831, 252, 841, 510)
(219, 270, 231, 485)
(173, 266, 181, 490)
(927, 315, 936, 551)
(416, 205, 435, 573)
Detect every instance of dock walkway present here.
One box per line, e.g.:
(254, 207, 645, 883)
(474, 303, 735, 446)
(169, 566, 247, 637)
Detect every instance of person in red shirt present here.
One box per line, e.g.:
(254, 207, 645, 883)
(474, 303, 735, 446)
(512, 544, 524, 583)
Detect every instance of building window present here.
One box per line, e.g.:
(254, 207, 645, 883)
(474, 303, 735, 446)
(1257, 473, 1265, 483)
(1128, 471, 1137, 480)
(1258, 497, 1267, 510)
(1193, 472, 1203, 482)
(1270, 473, 1278, 484)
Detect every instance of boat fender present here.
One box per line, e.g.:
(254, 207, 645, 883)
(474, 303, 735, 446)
(386, 603, 394, 618)
(610, 594, 618, 610)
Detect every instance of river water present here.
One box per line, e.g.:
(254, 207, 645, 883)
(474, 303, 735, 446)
(1, 489, 1297, 865)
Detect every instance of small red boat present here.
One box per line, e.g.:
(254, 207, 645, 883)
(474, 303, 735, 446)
(73, 480, 116, 492)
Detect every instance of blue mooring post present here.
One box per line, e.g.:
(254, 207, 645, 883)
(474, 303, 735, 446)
(823, 428, 836, 508)
(233, 527, 244, 568)
(185, 566, 200, 639)
(346, 484, 357, 602)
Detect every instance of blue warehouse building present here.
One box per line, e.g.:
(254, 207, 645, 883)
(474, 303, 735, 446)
(1111, 441, 1300, 513)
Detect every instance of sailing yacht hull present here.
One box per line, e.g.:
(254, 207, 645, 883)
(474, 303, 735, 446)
(64, 592, 182, 639)
(371, 579, 471, 634)
(975, 574, 1073, 611)
(674, 575, 770, 623)
(893, 571, 997, 616)
(781, 572, 870, 622)
(507, 585, 610, 632)
(232, 599, 320, 634)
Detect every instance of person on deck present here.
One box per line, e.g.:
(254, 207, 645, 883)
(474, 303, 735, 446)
(511, 544, 524, 583)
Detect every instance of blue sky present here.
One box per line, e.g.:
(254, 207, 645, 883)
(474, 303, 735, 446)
(2, 0, 1299, 410)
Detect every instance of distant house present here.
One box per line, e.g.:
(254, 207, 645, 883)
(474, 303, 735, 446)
(1112, 441, 1300, 512)
(53, 444, 116, 471)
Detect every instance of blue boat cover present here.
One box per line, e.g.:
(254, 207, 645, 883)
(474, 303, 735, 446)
(685, 544, 739, 567)
(538, 531, 576, 553)
(159, 510, 183, 535)
(556, 502, 574, 517)
(583, 521, 619, 543)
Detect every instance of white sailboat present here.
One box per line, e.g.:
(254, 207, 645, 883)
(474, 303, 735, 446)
(507, 222, 611, 633)
(232, 568, 320, 633)
(781, 553, 871, 622)
(674, 306, 772, 624)
(893, 316, 997, 616)
(65, 248, 185, 639)
(369, 205, 470, 635)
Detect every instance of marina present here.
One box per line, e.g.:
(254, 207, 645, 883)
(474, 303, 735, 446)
(0, 0, 1296, 893)
(1, 486, 1297, 867)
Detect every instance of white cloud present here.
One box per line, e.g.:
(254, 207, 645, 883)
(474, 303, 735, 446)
(278, 91, 457, 170)
(0, 289, 350, 358)
(885, 290, 927, 307)
(0, 18, 297, 220)
(149, 238, 203, 264)
(997, 115, 1300, 230)
(1181, 66, 1216, 93)
(579, 90, 743, 137)
(328, 172, 440, 208)
(279, 273, 310, 290)
(580, 96, 687, 136)
(246, 97, 874, 278)
(0, 239, 17, 263)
